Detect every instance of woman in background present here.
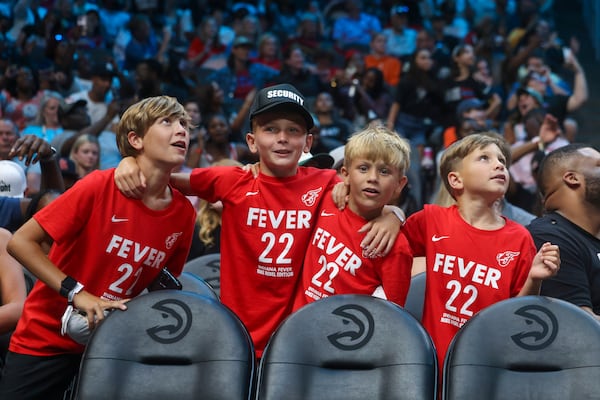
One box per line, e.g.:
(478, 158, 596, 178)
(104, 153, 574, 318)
(69, 134, 100, 178)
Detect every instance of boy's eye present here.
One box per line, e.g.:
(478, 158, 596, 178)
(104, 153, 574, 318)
(380, 168, 391, 175)
(358, 165, 369, 172)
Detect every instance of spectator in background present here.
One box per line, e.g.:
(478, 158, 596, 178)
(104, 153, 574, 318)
(207, 35, 278, 111)
(22, 91, 65, 144)
(183, 98, 207, 169)
(252, 32, 282, 71)
(185, 16, 226, 70)
(506, 111, 567, 215)
(284, 11, 331, 64)
(441, 44, 502, 129)
(350, 67, 394, 127)
(382, 4, 417, 61)
(0, 65, 44, 130)
(332, 0, 381, 51)
(364, 32, 402, 87)
(97, 0, 131, 48)
(529, 143, 600, 322)
(68, 9, 106, 51)
(202, 112, 256, 165)
(66, 62, 116, 125)
(69, 133, 100, 178)
(275, 45, 323, 98)
(312, 91, 353, 152)
(123, 13, 169, 71)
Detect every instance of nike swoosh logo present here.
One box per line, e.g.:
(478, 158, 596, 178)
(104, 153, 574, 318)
(320, 211, 335, 217)
(111, 215, 129, 223)
(431, 235, 449, 242)
(245, 191, 259, 196)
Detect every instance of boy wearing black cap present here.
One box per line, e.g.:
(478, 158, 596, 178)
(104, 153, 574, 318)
(115, 83, 401, 357)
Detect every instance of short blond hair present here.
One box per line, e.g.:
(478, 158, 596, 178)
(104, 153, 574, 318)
(344, 125, 410, 175)
(116, 96, 191, 158)
(440, 131, 511, 199)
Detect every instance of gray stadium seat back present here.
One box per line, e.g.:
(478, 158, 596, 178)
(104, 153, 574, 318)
(404, 272, 425, 321)
(178, 271, 219, 300)
(443, 296, 600, 400)
(183, 254, 221, 296)
(75, 290, 254, 400)
(256, 294, 437, 400)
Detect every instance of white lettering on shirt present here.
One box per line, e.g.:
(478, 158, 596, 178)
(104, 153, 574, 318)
(105, 234, 166, 269)
(246, 207, 311, 229)
(432, 252, 500, 289)
(312, 227, 362, 275)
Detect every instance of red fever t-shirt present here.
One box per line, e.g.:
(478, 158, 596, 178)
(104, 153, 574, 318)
(293, 195, 413, 310)
(402, 204, 535, 368)
(190, 166, 338, 357)
(10, 169, 195, 356)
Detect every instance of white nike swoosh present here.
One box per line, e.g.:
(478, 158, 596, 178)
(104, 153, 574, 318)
(431, 235, 449, 242)
(111, 215, 129, 223)
(320, 211, 335, 217)
(245, 191, 259, 196)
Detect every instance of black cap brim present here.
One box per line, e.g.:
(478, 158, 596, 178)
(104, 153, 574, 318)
(251, 102, 314, 131)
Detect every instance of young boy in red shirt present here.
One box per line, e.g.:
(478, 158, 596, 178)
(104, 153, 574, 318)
(294, 125, 413, 309)
(0, 96, 196, 399)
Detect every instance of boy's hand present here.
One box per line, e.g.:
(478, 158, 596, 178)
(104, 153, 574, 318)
(9, 134, 54, 166)
(530, 242, 560, 281)
(332, 182, 349, 210)
(114, 157, 146, 198)
(242, 162, 260, 178)
(72, 290, 129, 330)
(358, 209, 402, 257)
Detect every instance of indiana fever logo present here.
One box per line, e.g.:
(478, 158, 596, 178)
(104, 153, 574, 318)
(165, 232, 182, 249)
(510, 305, 558, 350)
(146, 299, 192, 344)
(301, 187, 323, 207)
(496, 250, 520, 267)
(327, 304, 375, 350)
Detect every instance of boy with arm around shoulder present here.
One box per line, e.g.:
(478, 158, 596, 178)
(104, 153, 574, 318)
(401, 132, 560, 369)
(0, 96, 196, 399)
(294, 125, 413, 310)
(115, 84, 403, 357)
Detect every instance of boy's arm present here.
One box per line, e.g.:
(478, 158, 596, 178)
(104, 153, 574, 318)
(358, 205, 405, 258)
(518, 242, 560, 296)
(332, 182, 405, 257)
(114, 156, 146, 198)
(7, 219, 128, 329)
(170, 173, 193, 195)
(0, 228, 26, 335)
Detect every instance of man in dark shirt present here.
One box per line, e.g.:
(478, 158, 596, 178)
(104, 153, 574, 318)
(528, 143, 600, 321)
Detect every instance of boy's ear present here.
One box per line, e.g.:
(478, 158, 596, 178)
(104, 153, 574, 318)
(341, 166, 350, 185)
(246, 132, 258, 153)
(447, 171, 463, 191)
(393, 175, 408, 199)
(304, 133, 314, 153)
(127, 131, 143, 151)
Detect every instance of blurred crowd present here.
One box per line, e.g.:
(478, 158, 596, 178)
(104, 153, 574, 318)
(0, 0, 588, 216)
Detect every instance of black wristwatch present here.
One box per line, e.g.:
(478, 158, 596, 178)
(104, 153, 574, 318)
(60, 276, 78, 298)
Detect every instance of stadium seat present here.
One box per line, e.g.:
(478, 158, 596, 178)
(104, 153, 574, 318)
(183, 254, 221, 296)
(75, 290, 255, 400)
(178, 271, 219, 301)
(404, 272, 425, 321)
(443, 296, 600, 400)
(256, 294, 437, 400)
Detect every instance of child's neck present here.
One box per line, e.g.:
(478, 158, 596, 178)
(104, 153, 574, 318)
(456, 199, 505, 230)
(137, 157, 174, 210)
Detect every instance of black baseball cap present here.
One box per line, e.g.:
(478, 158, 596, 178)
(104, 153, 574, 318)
(249, 84, 314, 130)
